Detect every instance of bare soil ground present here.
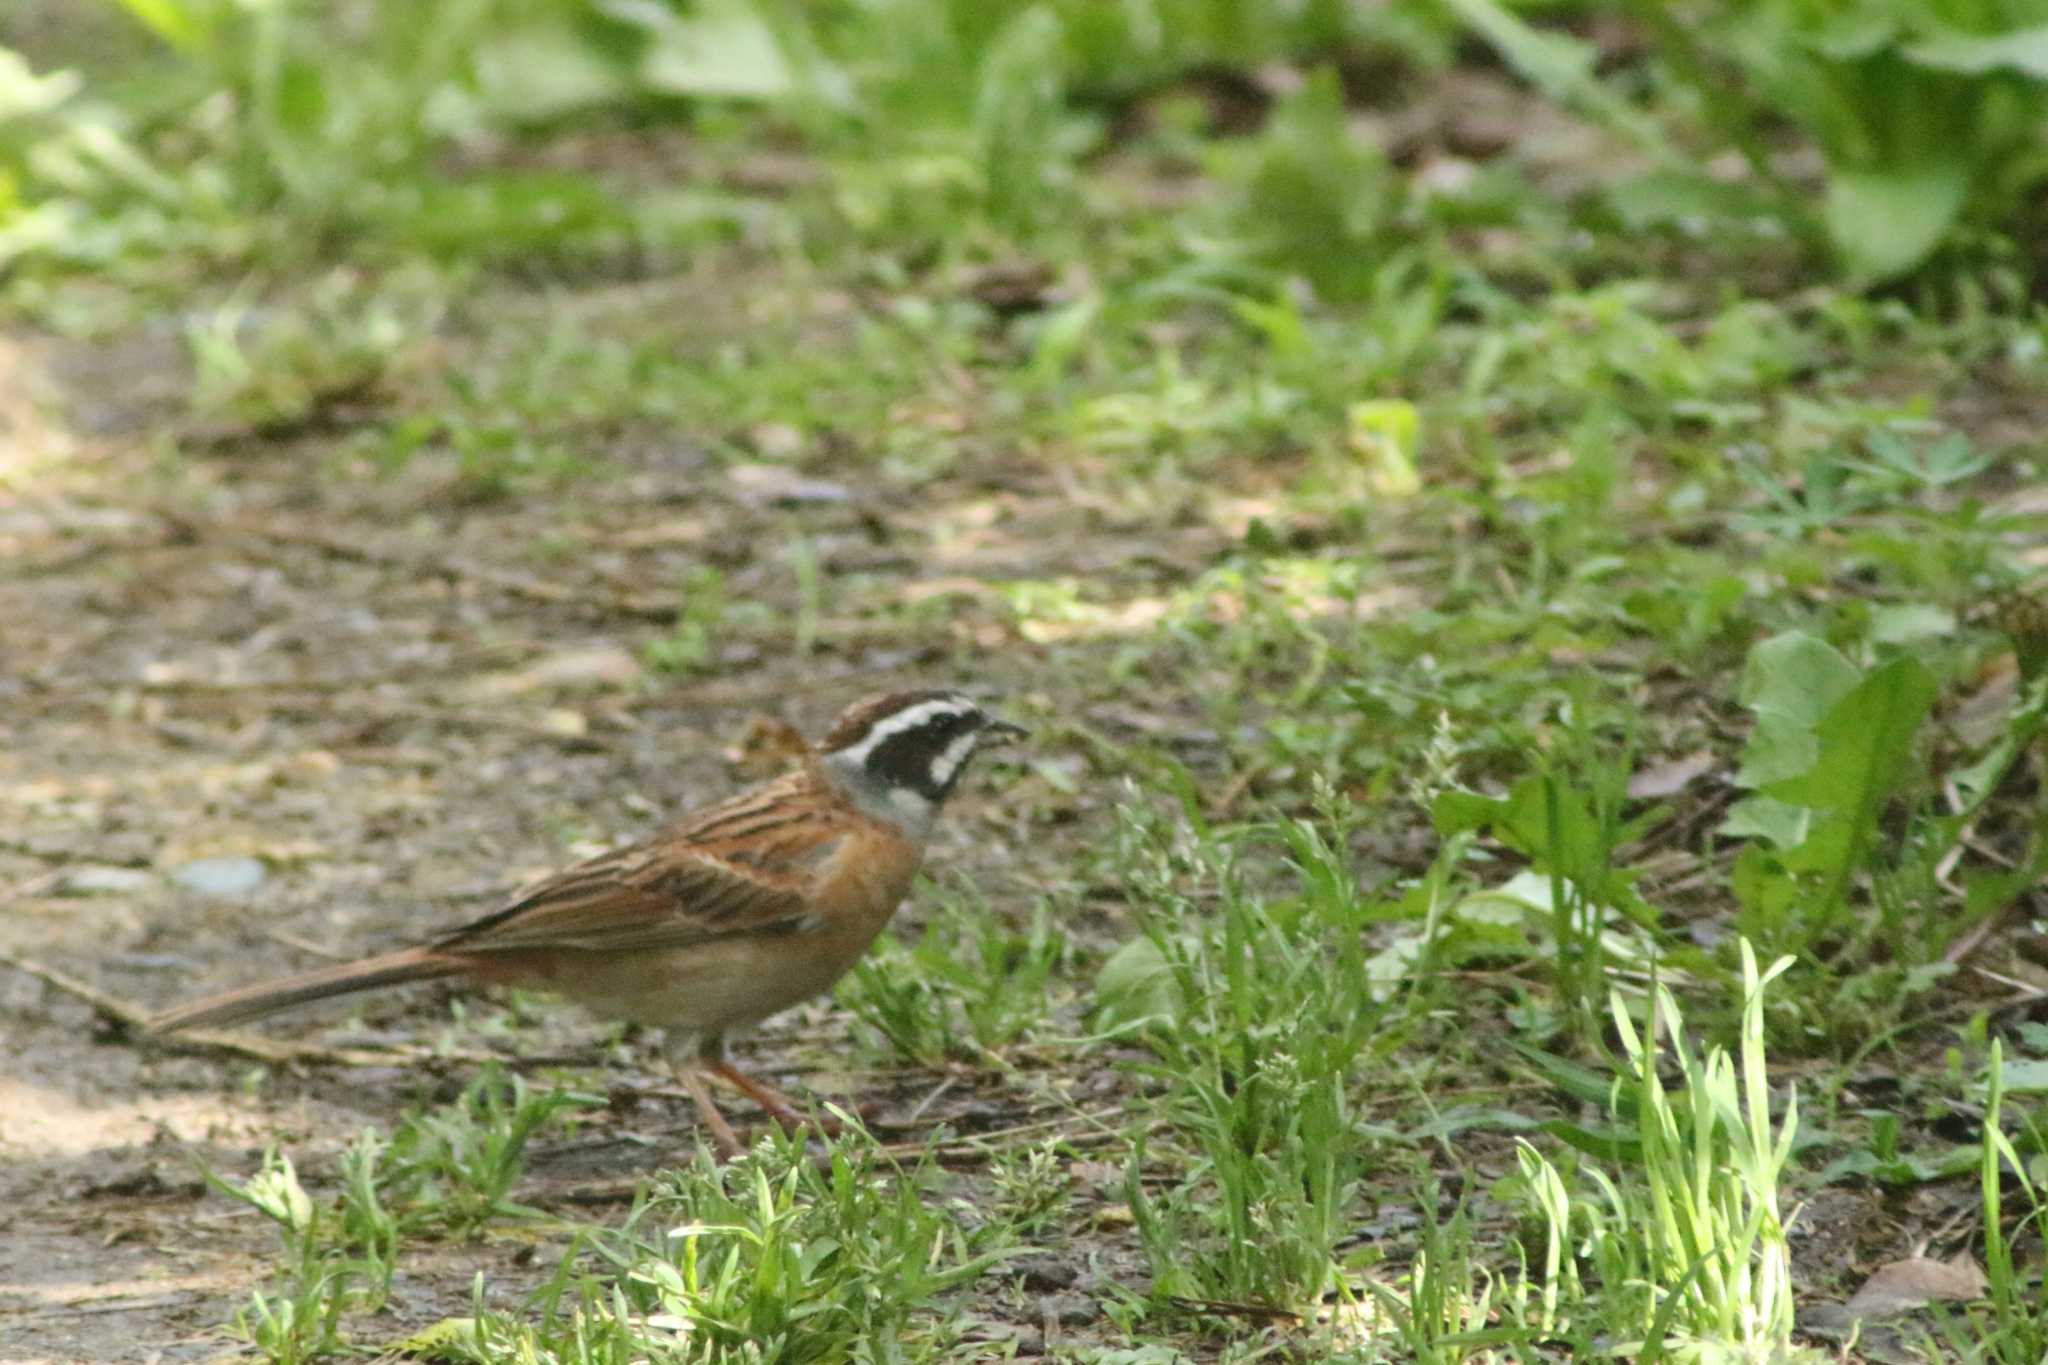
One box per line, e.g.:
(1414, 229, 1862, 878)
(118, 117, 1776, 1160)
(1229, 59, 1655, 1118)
(0, 285, 1185, 1362)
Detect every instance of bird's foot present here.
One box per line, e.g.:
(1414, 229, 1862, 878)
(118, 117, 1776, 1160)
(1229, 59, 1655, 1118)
(706, 1059, 846, 1139)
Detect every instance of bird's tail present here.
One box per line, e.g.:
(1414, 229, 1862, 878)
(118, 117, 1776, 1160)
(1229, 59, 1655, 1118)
(149, 948, 457, 1033)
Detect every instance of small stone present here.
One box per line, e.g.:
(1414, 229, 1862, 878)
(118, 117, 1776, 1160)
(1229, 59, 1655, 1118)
(727, 462, 850, 505)
(1014, 1258, 1079, 1292)
(1036, 1293, 1097, 1327)
(1092, 1203, 1134, 1229)
(746, 423, 805, 460)
(169, 855, 267, 898)
(538, 708, 588, 737)
(61, 866, 156, 896)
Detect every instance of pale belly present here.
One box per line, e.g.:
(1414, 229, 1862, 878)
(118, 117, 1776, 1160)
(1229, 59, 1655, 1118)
(498, 921, 889, 1035)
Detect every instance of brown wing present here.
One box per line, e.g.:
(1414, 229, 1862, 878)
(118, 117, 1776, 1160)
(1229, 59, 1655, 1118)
(436, 822, 835, 961)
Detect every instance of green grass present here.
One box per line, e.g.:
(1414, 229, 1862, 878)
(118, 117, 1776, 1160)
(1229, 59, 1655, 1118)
(14, 0, 2048, 1358)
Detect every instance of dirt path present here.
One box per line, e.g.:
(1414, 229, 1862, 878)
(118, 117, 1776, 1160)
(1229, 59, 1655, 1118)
(0, 297, 1182, 1362)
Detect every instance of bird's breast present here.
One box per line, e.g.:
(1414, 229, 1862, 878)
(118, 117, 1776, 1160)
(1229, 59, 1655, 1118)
(809, 822, 923, 940)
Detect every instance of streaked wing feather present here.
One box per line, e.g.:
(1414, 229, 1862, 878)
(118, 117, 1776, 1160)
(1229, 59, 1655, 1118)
(437, 846, 822, 956)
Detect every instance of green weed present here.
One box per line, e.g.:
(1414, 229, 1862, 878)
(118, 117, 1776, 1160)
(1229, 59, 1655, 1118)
(383, 1066, 602, 1237)
(641, 567, 731, 675)
(464, 1123, 1008, 1362)
(1512, 941, 1805, 1358)
(1111, 792, 1389, 1312)
(1945, 1041, 2048, 1361)
(841, 883, 1072, 1068)
(1457, 0, 2048, 283)
(210, 1147, 379, 1362)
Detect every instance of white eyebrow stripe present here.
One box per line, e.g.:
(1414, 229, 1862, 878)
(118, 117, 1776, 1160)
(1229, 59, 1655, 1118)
(833, 698, 975, 766)
(927, 729, 981, 791)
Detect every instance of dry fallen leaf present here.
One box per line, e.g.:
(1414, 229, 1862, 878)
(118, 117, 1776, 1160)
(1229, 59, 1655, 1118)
(457, 646, 640, 701)
(538, 708, 588, 738)
(727, 715, 809, 776)
(1627, 750, 1718, 800)
(1843, 1253, 1989, 1320)
(727, 461, 851, 505)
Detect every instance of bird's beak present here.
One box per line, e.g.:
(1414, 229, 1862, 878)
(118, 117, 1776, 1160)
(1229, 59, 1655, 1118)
(981, 719, 1029, 747)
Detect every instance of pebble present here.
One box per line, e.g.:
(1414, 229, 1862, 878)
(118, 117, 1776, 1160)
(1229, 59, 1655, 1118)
(169, 855, 267, 898)
(61, 866, 156, 895)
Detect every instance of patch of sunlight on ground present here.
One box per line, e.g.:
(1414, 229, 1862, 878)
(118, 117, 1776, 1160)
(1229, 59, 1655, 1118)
(0, 335, 76, 490)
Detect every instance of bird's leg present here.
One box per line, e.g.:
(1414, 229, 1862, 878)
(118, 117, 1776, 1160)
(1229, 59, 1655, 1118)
(666, 1034, 743, 1157)
(699, 1035, 824, 1134)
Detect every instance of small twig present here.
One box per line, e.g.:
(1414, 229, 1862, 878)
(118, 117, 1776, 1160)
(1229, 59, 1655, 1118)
(322, 697, 620, 746)
(1959, 828, 2021, 871)
(879, 1104, 1138, 1162)
(133, 675, 386, 695)
(1945, 906, 2008, 967)
(0, 837, 150, 868)
(0, 950, 154, 1030)
(1167, 1297, 1303, 1324)
(1, 870, 63, 905)
(1968, 966, 2047, 1000)
(18, 1291, 203, 1319)
(904, 1076, 958, 1126)
(138, 689, 627, 749)
(264, 927, 353, 961)
(1206, 763, 1267, 820)
(540, 1178, 647, 1207)
(538, 1104, 1145, 1204)
(1944, 848, 2039, 967)
(0, 950, 495, 1069)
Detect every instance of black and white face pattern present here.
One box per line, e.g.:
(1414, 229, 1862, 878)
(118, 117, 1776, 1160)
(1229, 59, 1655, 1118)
(837, 693, 995, 802)
(820, 690, 1024, 833)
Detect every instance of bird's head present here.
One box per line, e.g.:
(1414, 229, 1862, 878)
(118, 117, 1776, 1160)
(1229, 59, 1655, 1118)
(817, 689, 1026, 836)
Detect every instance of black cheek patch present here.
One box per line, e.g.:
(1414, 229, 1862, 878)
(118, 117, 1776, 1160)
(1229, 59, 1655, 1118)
(865, 715, 982, 802)
(865, 731, 949, 800)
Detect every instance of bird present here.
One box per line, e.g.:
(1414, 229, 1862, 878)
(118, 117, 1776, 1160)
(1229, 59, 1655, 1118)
(149, 689, 1027, 1154)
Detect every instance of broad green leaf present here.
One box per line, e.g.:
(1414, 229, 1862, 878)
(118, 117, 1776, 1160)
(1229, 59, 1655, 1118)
(1539, 1118, 1641, 1164)
(1444, 0, 1675, 162)
(1236, 66, 1394, 296)
(1719, 796, 1809, 849)
(1988, 1058, 2048, 1092)
(1442, 0, 1597, 103)
(1738, 631, 1860, 726)
(640, 0, 795, 98)
(1092, 935, 1182, 1032)
(389, 1318, 483, 1362)
(475, 24, 635, 122)
(1764, 656, 1937, 814)
(1436, 777, 1654, 922)
(1730, 844, 1798, 922)
(1607, 170, 1783, 230)
(1776, 804, 1856, 877)
(1827, 162, 1970, 282)
(1513, 1039, 1623, 1107)
(1869, 603, 1955, 644)
(1347, 399, 1421, 497)
(0, 48, 82, 121)
(1906, 24, 2048, 78)
(1806, 13, 1900, 61)
(1433, 786, 1511, 838)
(1733, 632, 1860, 788)
(1403, 1106, 1544, 1140)
(1818, 1144, 1980, 1186)
(272, 58, 329, 143)
(108, 0, 210, 54)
